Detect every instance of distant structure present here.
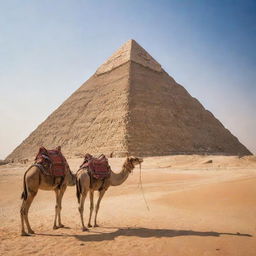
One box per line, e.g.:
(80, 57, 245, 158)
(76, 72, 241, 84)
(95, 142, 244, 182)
(7, 39, 251, 160)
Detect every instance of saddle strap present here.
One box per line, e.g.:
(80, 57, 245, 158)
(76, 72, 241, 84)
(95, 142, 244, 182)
(32, 163, 50, 176)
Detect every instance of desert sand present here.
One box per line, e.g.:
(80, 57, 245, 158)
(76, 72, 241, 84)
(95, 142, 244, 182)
(1, 155, 256, 256)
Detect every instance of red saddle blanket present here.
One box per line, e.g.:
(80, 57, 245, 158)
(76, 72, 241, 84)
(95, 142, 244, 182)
(35, 146, 67, 176)
(80, 154, 111, 180)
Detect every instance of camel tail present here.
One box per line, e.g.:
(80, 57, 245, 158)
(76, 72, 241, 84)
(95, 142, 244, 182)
(21, 171, 28, 200)
(76, 177, 81, 204)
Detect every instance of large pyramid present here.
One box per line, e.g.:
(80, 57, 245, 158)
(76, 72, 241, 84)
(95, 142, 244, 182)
(7, 40, 251, 160)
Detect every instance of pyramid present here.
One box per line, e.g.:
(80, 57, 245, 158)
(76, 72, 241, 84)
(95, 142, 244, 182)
(7, 39, 251, 160)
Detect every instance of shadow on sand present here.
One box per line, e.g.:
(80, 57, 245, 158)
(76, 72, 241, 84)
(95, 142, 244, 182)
(74, 227, 252, 242)
(37, 227, 252, 242)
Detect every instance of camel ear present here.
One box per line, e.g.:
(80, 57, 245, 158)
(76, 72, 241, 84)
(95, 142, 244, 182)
(57, 146, 61, 152)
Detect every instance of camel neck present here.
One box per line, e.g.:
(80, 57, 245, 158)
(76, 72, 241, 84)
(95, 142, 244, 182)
(110, 161, 133, 186)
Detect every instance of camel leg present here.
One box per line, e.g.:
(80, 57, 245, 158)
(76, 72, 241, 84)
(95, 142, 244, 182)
(94, 189, 106, 227)
(87, 191, 94, 228)
(20, 200, 27, 236)
(57, 186, 66, 228)
(20, 200, 29, 236)
(78, 191, 88, 231)
(21, 191, 37, 235)
(53, 189, 60, 229)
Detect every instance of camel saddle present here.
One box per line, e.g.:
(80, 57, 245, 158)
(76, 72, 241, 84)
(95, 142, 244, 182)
(80, 154, 111, 180)
(35, 146, 67, 177)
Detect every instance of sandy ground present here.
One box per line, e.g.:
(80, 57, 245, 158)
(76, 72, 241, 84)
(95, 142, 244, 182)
(0, 155, 256, 256)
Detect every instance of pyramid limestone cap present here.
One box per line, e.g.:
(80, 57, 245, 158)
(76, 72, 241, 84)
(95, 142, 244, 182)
(96, 39, 162, 75)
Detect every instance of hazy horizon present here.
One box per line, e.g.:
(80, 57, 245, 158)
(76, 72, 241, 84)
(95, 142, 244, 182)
(1, 0, 255, 159)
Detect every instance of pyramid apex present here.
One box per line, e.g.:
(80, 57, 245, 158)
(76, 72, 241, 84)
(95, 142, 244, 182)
(96, 39, 162, 75)
(124, 38, 136, 43)
(128, 38, 137, 43)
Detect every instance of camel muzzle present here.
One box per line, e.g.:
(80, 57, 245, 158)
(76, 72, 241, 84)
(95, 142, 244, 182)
(138, 158, 143, 164)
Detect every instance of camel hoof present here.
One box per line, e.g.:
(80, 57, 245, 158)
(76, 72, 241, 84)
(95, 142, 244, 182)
(82, 227, 89, 232)
(94, 224, 99, 227)
(53, 225, 59, 230)
(88, 224, 92, 228)
(28, 230, 35, 234)
(21, 232, 30, 236)
(58, 224, 64, 228)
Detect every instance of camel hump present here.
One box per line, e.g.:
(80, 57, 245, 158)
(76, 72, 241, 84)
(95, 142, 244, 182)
(80, 154, 111, 180)
(89, 155, 111, 180)
(35, 146, 68, 177)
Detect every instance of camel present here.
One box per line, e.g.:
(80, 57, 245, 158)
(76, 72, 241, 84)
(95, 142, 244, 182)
(20, 158, 76, 236)
(76, 156, 143, 231)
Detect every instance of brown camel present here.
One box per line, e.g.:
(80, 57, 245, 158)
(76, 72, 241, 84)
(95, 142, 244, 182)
(20, 162, 76, 236)
(76, 156, 143, 231)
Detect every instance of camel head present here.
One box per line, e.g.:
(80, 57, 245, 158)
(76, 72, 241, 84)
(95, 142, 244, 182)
(126, 156, 143, 171)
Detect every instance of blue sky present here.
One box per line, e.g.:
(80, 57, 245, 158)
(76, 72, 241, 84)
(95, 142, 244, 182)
(0, 0, 255, 158)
